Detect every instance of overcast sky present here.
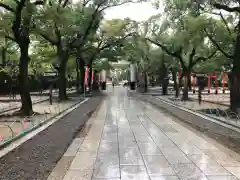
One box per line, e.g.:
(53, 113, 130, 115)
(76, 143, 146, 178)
(104, 2, 160, 21)
(71, 1, 161, 21)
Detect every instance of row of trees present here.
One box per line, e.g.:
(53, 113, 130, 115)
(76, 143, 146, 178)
(121, 0, 240, 113)
(1, 0, 240, 115)
(0, 0, 145, 115)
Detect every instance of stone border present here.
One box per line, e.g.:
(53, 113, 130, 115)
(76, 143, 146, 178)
(0, 98, 88, 158)
(0, 95, 104, 180)
(0, 98, 49, 115)
(138, 95, 240, 139)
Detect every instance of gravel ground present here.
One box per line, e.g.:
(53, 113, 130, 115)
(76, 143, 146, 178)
(0, 94, 104, 180)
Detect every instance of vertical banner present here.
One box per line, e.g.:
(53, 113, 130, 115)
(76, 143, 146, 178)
(208, 75, 211, 94)
(84, 66, 89, 86)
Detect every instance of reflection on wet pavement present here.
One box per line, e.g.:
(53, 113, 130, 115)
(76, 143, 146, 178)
(48, 87, 240, 180)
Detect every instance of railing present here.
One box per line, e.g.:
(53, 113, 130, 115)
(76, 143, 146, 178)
(0, 98, 80, 148)
(156, 96, 240, 128)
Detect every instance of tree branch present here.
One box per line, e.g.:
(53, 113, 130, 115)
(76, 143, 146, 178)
(204, 29, 233, 59)
(146, 38, 182, 59)
(100, 1, 138, 12)
(147, 38, 186, 68)
(54, 23, 61, 43)
(83, 0, 91, 7)
(5, 35, 16, 42)
(33, 0, 44, 5)
(62, 0, 69, 7)
(192, 49, 218, 67)
(213, 3, 240, 13)
(0, 3, 15, 13)
(219, 12, 234, 40)
(13, 0, 20, 5)
(38, 32, 57, 45)
(189, 48, 196, 67)
(71, 7, 101, 48)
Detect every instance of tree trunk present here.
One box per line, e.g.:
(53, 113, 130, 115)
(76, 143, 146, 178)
(230, 28, 240, 114)
(76, 50, 85, 93)
(171, 70, 179, 97)
(19, 44, 33, 115)
(58, 50, 68, 101)
(75, 58, 80, 93)
(161, 67, 168, 95)
(188, 73, 192, 90)
(1, 46, 6, 65)
(162, 78, 169, 95)
(79, 61, 85, 93)
(229, 73, 240, 113)
(144, 72, 148, 92)
(182, 72, 189, 101)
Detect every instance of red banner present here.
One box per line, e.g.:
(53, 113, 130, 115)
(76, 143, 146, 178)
(84, 66, 88, 86)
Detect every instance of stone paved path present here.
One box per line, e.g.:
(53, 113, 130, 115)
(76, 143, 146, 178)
(48, 87, 240, 180)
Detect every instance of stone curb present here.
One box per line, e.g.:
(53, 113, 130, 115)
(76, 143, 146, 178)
(135, 94, 240, 139)
(0, 98, 87, 154)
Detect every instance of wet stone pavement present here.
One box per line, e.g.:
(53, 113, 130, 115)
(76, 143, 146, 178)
(48, 87, 240, 180)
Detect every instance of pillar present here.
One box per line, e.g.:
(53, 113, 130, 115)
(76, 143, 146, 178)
(84, 66, 89, 91)
(130, 64, 136, 90)
(101, 70, 106, 90)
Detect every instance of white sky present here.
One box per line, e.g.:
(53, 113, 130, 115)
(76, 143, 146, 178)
(104, 2, 160, 21)
(71, 0, 161, 21)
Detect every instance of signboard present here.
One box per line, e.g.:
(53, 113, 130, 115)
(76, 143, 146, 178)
(194, 73, 207, 77)
(43, 72, 57, 76)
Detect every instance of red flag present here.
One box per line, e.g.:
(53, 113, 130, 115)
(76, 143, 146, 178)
(84, 67, 88, 86)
